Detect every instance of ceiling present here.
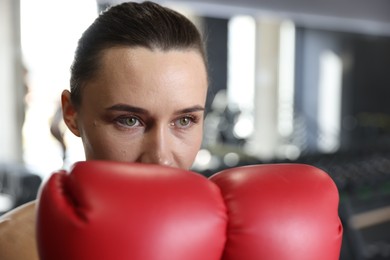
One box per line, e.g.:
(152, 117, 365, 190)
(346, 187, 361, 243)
(98, 0, 390, 36)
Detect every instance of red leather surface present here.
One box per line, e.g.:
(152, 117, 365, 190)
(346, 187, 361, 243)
(36, 161, 227, 260)
(37, 161, 342, 260)
(210, 163, 343, 260)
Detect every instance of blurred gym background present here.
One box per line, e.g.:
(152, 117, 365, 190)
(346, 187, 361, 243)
(1, 0, 390, 259)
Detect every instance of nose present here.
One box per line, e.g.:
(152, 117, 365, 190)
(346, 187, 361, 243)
(138, 125, 174, 167)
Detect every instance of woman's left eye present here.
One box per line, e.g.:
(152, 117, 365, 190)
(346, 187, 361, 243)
(174, 116, 195, 128)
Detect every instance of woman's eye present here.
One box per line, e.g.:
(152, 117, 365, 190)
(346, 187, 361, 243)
(116, 116, 141, 127)
(175, 116, 194, 128)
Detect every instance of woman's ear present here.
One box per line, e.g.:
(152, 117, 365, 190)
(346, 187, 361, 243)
(61, 90, 81, 137)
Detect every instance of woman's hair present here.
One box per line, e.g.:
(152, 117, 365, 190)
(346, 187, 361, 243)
(70, 1, 207, 108)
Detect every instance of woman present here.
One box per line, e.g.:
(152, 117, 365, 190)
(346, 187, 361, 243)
(0, 1, 209, 259)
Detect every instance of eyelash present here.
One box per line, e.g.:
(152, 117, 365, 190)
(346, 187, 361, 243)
(172, 114, 199, 129)
(114, 114, 200, 130)
(115, 116, 143, 129)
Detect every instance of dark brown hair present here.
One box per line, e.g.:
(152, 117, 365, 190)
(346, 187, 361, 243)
(70, 1, 207, 108)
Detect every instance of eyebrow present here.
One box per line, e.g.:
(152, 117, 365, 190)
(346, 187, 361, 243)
(175, 105, 205, 115)
(106, 104, 148, 114)
(106, 104, 205, 115)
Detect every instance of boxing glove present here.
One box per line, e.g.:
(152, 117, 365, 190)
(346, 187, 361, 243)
(209, 163, 343, 260)
(36, 160, 227, 260)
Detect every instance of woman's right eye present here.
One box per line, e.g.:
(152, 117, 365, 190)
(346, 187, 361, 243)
(115, 116, 141, 128)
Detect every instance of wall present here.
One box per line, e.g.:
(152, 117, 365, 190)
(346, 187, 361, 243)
(0, 0, 24, 164)
(164, 0, 390, 37)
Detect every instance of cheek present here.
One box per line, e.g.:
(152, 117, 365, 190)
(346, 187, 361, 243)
(92, 141, 140, 162)
(81, 126, 141, 162)
(176, 128, 204, 168)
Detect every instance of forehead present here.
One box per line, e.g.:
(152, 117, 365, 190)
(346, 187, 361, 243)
(82, 47, 208, 111)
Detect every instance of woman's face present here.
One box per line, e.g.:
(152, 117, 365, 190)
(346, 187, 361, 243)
(62, 47, 208, 170)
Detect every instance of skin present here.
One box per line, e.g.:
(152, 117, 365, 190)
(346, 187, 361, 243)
(62, 46, 208, 169)
(0, 202, 38, 260)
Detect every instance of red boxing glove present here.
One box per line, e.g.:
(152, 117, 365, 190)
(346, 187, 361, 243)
(210, 163, 343, 260)
(36, 161, 227, 260)
(37, 162, 342, 260)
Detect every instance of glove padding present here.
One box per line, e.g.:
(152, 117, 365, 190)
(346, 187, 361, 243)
(36, 161, 227, 260)
(36, 161, 342, 260)
(210, 164, 343, 260)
